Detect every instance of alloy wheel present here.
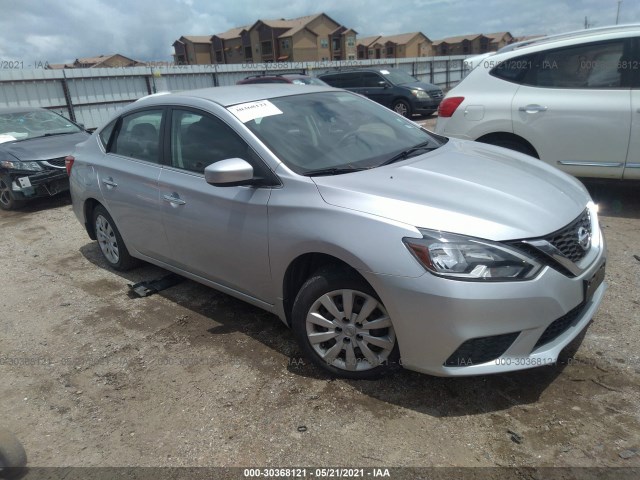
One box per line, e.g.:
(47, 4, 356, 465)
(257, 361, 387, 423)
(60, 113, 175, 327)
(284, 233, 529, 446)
(305, 289, 396, 372)
(95, 214, 120, 264)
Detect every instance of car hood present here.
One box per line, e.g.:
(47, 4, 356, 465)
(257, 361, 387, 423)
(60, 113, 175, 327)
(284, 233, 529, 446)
(311, 139, 591, 241)
(0, 132, 90, 161)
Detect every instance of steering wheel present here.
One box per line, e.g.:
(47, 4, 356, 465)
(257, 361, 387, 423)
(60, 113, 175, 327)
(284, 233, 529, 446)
(336, 130, 375, 154)
(337, 130, 362, 147)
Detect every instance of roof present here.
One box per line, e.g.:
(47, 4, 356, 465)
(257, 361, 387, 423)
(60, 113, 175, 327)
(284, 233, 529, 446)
(280, 26, 317, 38)
(214, 25, 250, 40)
(356, 35, 381, 48)
(484, 31, 512, 41)
(251, 12, 342, 38)
(370, 32, 429, 46)
(486, 24, 640, 58)
(74, 54, 139, 67)
(433, 33, 485, 45)
(134, 85, 334, 109)
(76, 54, 111, 64)
(182, 35, 213, 44)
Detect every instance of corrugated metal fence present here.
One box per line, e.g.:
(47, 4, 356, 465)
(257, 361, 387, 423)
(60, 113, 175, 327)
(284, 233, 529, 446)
(0, 56, 470, 130)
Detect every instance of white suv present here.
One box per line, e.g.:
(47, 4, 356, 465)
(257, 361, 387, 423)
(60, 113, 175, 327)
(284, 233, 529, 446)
(435, 25, 640, 180)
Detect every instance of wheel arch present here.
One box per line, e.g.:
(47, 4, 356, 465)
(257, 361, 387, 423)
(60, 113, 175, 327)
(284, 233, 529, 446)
(83, 198, 102, 240)
(475, 132, 539, 158)
(281, 252, 370, 327)
(391, 96, 412, 113)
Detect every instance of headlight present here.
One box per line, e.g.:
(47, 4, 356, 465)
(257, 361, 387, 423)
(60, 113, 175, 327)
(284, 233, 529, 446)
(403, 229, 542, 281)
(411, 89, 429, 99)
(0, 160, 42, 171)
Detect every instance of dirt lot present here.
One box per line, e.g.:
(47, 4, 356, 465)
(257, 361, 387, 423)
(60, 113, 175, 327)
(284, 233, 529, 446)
(0, 147, 639, 472)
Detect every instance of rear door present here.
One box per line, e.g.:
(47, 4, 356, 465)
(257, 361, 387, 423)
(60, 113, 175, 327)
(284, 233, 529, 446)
(98, 108, 171, 261)
(511, 38, 632, 179)
(158, 106, 274, 302)
(623, 37, 640, 179)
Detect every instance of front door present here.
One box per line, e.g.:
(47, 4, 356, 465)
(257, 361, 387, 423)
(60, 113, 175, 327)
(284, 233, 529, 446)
(158, 107, 273, 303)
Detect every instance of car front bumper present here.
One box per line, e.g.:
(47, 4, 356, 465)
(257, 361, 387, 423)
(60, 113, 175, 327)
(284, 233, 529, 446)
(365, 231, 607, 376)
(7, 169, 69, 198)
(412, 98, 441, 115)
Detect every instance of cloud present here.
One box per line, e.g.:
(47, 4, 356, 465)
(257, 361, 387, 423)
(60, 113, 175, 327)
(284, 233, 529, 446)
(0, 0, 638, 63)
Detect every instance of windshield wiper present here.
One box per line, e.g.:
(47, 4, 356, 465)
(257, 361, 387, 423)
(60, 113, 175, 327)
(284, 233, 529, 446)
(43, 131, 76, 137)
(304, 166, 369, 177)
(379, 141, 437, 166)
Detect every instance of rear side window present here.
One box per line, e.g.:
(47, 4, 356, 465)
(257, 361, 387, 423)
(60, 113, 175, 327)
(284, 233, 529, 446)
(321, 73, 362, 89)
(491, 39, 629, 89)
(110, 110, 163, 163)
(320, 74, 345, 88)
(339, 73, 363, 88)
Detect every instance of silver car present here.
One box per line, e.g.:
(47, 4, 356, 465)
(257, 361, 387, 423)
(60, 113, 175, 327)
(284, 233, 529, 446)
(68, 85, 607, 379)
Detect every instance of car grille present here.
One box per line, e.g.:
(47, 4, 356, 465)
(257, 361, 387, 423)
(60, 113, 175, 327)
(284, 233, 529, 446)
(428, 90, 444, 99)
(544, 209, 591, 263)
(506, 208, 592, 277)
(40, 157, 67, 169)
(444, 332, 520, 366)
(533, 302, 587, 350)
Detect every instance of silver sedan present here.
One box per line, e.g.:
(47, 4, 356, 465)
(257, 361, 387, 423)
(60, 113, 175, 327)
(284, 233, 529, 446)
(68, 85, 607, 379)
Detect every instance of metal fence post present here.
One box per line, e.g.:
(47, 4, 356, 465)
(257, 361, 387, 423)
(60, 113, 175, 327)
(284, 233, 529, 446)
(61, 71, 76, 122)
(446, 59, 451, 89)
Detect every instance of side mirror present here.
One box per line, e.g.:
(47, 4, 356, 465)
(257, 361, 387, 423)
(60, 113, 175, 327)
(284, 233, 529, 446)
(378, 81, 389, 88)
(204, 158, 255, 187)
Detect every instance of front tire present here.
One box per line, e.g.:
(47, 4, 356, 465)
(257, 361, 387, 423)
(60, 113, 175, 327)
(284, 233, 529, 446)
(292, 269, 398, 379)
(392, 99, 412, 118)
(0, 429, 27, 472)
(0, 177, 25, 211)
(92, 205, 138, 271)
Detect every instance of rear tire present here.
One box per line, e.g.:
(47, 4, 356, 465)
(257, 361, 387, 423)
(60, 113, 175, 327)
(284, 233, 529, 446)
(292, 269, 399, 379)
(92, 205, 138, 271)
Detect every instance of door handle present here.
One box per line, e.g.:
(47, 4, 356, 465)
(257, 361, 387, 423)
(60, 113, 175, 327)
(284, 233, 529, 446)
(163, 194, 186, 206)
(519, 104, 548, 113)
(102, 178, 118, 188)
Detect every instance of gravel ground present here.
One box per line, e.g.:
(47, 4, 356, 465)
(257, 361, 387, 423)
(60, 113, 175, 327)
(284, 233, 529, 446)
(0, 139, 639, 473)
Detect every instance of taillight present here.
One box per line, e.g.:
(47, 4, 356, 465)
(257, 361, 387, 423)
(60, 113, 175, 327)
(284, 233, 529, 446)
(65, 155, 75, 176)
(438, 96, 465, 117)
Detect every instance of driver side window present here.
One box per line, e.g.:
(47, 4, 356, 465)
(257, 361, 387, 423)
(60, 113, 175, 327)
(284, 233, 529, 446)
(170, 109, 251, 174)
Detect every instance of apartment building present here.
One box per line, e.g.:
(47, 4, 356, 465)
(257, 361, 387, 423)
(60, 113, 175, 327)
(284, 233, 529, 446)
(174, 12, 357, 65)
(432, 32, 514, 56)
(356, 32, 432, 59)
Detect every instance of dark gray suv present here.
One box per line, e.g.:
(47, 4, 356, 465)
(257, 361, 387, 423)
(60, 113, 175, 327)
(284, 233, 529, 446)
(319, 68, 443, 117)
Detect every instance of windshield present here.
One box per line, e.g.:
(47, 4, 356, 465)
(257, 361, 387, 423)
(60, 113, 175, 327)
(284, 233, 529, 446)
(290, 77, 328, 86)
(0, 109, 82, 142)
(237, 91, 445, 175)
(380, 69, 419, 85)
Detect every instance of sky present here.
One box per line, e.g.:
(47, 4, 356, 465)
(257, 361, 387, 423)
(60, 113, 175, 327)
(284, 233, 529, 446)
(0, 0, 638, 65)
